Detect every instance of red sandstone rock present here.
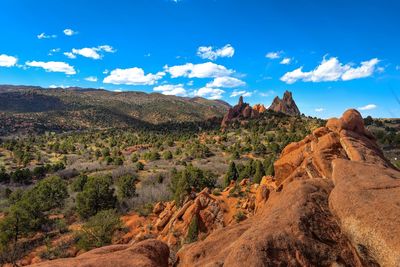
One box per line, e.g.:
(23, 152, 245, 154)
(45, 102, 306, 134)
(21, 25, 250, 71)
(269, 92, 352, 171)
(268, 90, 300, 116)
(29, 239, 169, 267)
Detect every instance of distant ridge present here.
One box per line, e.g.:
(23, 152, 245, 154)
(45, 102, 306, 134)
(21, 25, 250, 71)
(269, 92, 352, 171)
(0, 84, 230, 135)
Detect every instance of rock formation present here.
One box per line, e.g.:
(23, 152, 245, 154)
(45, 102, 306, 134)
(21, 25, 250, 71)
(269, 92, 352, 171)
(268, 90, 300, 116)
(177, 109, 400, 266)
(30, 239, 169, 267)
(221, 96, 259, 127)
(253, 103, 266, 113)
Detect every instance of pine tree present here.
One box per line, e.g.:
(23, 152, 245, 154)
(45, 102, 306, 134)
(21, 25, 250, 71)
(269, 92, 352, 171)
(253, 160, 265, 184)
(224, 161, 238, 187)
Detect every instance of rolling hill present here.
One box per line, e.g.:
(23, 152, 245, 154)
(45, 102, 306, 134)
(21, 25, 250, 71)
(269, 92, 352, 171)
(0, 85, 230, 135)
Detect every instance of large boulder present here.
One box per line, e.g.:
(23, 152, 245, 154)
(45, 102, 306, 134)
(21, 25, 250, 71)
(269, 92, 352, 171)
(29, 239, 169, 267)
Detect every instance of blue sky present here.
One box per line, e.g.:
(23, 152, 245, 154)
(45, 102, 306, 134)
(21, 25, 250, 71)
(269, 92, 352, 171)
(0, 0, 400, 118)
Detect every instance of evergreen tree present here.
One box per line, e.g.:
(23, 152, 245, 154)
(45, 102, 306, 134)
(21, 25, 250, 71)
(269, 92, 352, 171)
(253, 160, 265, 184)
(224, 161, 238, 187)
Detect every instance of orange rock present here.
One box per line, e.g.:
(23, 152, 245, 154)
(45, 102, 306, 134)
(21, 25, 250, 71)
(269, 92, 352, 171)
(30, 239, 169, 267)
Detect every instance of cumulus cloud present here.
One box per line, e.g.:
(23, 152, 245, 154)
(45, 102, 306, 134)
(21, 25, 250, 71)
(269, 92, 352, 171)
(206, 76, 245, 88)
(63, 29, 77, 36)
(103, 67, 165, 85)
(66, 45, 116, 60)
(358, 104, 377, 111)
(85, 76, 98, 82)
(194, 87, 225, 100)
(37, 33, 57, 39)
(230, 90, 252, 97)
(265, 51, 282, 59)
(197, 44, 235, 60)
(153, 84, 187, 96)
(0, 54, 18, 67)
(280, 57, 291, 65)
(315, 108, 325, 112)
(165, 62, 233, 78)
(26, 61, 76, 75)
(281, 57, 380, 84)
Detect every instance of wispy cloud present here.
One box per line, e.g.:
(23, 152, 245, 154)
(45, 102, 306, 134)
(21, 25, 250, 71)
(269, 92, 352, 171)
(315, 108, 325, 112)
(26, 61, 76, 75)
(230, 90, 252, 97)
(265, 51, 283, 59)
(280, 57, 291, 65)
(358, 104, 377, 111)
(85, 76, 98, 82)
(65, 45, 116, 60)
(281, 57, 380, 84)
(197, 44, 235, 60)
(37, 33, 57, 39)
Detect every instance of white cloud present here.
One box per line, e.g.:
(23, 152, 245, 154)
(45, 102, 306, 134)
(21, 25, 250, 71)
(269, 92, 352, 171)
(197, 44, 235, 60)
(26, 61, 76, 75)
(85, 76, 98, 82)
(194, 87, 225, 100)
(66, 45, 116, 60)
(48, 48, 60, 56)
(103, 67, 165, 85)
(230, 90, 252, 97)
(71, 48, 101, 59)
(165, 62, 233, 78)
(265, 51, 282, 59)
(63, 52, 76, 59)
(358, 104, 377, 111)
(103, 69, 109, 74)
(0, 54, 18, 67)
(206, 76, 245, 88)
(315, 108, 325, 112)
(153, 84, 187, 96)
(49, 85, 69, 89)
(37, 33, 57, 39)
(63, 29, 77, 36)
(280, 57, 291, 65)
(341, 58, 380, 81)
(281, 57, 380, 84)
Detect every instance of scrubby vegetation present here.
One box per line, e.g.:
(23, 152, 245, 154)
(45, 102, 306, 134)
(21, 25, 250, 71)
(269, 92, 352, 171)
(1, 110, 398, 265)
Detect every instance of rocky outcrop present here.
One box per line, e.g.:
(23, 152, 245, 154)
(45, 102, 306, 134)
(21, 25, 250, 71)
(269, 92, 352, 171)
(268, 90, 300, 116)
(221, 96, 259, 127)
(120, 181, 258, 252)
(253, 103, 266, 113)
(30, 239, 169, 267)
(177, 109, 400, 266)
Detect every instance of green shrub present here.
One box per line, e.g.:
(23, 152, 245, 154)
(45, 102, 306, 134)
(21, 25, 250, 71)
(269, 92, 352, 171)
(117, 174, 137, 200)
(185, 215, 199, 243)
(76, 209, 121, 251)
(76, 176, 116, 219)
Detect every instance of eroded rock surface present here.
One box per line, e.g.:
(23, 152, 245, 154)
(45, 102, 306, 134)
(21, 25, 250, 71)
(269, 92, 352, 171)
(177, 109, 400, 267)
(29, 239, 169, 267)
